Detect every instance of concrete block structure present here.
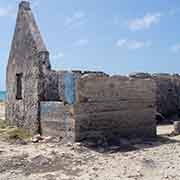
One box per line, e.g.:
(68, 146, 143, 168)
(6, 1, 158, 141)
(74, 75, 156, 140)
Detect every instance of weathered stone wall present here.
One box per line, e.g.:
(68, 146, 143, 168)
(152, 74, 180, 118)
(40, 102, 75, 141)
(130, 73, 180, 119)
(74, 75, 156, 141)
(40, 70, 63, 101)
(6, 2, 49, 134)
(39, 71, 108, 140)
(41, 71, 76, 102)
(44, 71, 107, 104)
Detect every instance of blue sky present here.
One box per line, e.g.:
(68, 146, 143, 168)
(0, 0, 180, 90)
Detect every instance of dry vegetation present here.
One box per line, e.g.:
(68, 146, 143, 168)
(0, 102, 5, 120)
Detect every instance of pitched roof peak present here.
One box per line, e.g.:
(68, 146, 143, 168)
(19, 1, 30, 10)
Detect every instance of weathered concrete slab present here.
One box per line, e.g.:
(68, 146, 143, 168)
(40, 101, 75, 141)
(74, 76, 156, 141)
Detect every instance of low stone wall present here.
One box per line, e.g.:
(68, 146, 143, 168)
(40, 101, 75, 141)
(74, 75, 156, 141)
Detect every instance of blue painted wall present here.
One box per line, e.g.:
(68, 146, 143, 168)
(41, 102, 57, 113)
(63, 72, 75, 105)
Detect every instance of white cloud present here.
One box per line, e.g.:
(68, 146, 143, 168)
(73, 39, 89, 46)
(171, 44, 180, 53)
(128, 13, 161, 31)
(65, 11, 86, 27)
(116, 39, 151, 50)
(51, 52, 64, 59)
(116, 39, 127, 47)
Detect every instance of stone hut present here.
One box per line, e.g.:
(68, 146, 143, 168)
(6, 1, 157, 141)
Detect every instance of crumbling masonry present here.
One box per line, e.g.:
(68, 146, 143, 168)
(6, 1, 180, 141)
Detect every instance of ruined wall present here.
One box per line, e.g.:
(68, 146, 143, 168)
(40, 102, 75, 141)
(40, 70, 107, 102)
(40, 70, 76, 102)
(39, 71, 108, 140)
(130, 73, 180, 119)
(6, 2, 49, 134)
(152, 74, 180, 118)
(74, 75, 156, 141)
(40, 70, 63, 101)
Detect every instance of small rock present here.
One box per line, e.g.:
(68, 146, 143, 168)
(44, 136, 53, 140)
(30, 155, 50, 166)
(15, 138, 28, 145)
(31, 138, 39, 143)
(48, 144, 56, 148)
(75, 142, 81, 146)
(173, 121, 180, 135)
(31, 134, 43, 143)
(72, 166, 78, 171)
(43, 174, 56, 180)
(92, 167, 99, 171)
(50, 150, 58, 155)
(42, 136, 58, 143)
(66, 142, 73, 147)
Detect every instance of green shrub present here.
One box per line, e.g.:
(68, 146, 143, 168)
(0, 119, 7, 129)
(7, 128, 31, 140)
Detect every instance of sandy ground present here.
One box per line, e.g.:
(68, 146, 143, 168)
(0, 104, 180, 180)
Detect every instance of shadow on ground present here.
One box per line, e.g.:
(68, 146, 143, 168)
(80, 134, 180, 154)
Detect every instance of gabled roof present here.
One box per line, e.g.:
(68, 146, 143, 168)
(18, 1, 47, 52)
(7, 1, 49, 67)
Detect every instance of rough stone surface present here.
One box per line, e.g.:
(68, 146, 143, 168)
(74, 75, 157, 141)
(152, 75, 180, 118)
(6, 2, 49, 134)
(173, 121, 180, 134)
(40, 101, 75, 141)
(130, 73, 180, 120)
